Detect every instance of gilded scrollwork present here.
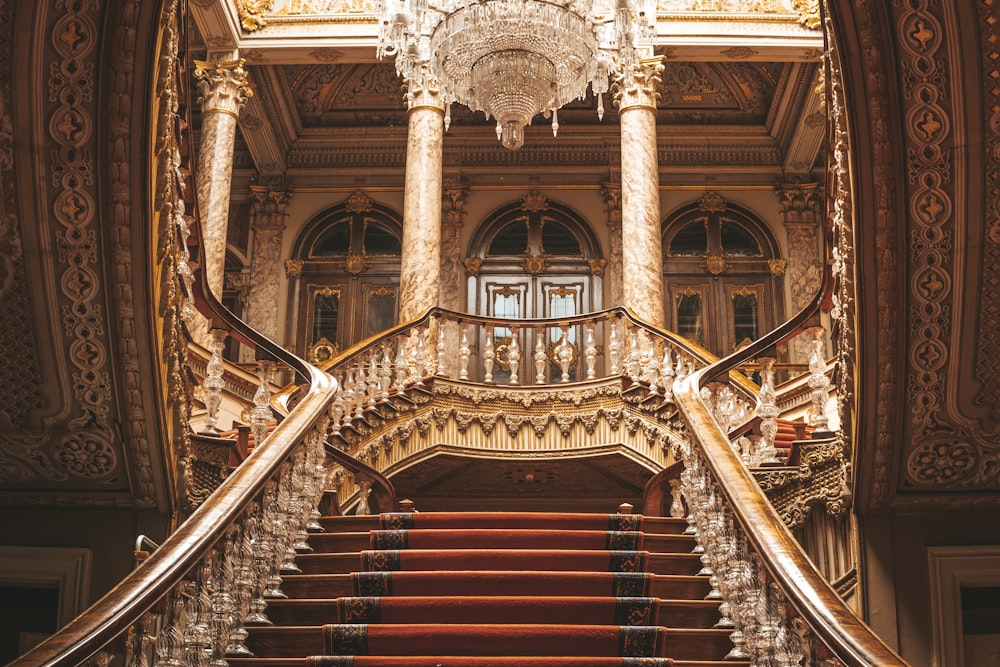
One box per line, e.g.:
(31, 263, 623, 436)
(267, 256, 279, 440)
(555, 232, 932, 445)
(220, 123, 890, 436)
(752, 436, 851, 529)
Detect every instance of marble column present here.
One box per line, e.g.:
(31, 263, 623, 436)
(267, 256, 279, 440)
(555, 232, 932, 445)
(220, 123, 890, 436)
(778, 182, 825, 363)
(242, 185, 292, 360)
(398, 73, 445, 323)
(614, 56, 665, 327)
(601, 183, 624, 308)
(193, 55, 252, 302)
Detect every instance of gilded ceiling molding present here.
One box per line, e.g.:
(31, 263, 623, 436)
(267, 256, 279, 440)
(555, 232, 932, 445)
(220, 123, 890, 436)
(236, 0, 276, 31)
(103, 0, 159, 507)
(837, 0, 900, 509)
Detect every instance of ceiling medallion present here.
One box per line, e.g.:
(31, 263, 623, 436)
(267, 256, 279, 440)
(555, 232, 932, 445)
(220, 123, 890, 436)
(375, 0, 656, 150)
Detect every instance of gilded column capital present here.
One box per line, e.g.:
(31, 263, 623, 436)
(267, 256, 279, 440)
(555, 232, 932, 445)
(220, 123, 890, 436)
(404, 66, 445, 112)
(776, 182, 824, 226)
(613, 56, 665, 112)
(194, 58, 252, 116)
(248, 185, 292, 230)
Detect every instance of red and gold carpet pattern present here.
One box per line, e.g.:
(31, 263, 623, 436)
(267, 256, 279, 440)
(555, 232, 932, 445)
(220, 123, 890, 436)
(304, 512, 671, 663)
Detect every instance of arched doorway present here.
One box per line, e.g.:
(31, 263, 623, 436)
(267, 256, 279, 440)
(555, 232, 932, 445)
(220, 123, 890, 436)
(290, 192, 402, 363)
(662, 192, 785, 356)
(466, 193, 603, 382)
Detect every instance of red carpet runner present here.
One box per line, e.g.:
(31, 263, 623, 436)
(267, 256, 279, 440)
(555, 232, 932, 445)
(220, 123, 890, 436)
(237, 511, 737, 667)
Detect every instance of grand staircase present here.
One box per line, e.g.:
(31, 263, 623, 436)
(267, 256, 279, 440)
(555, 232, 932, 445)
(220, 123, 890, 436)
(232, 509, 743, 667)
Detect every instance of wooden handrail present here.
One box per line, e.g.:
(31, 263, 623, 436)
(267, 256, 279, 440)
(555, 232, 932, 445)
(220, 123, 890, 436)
(324, 442, 398, 515)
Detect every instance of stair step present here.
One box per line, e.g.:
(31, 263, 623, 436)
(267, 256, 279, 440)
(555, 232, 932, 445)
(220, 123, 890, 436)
(230, 658, 708, 667)
(245, 625, 732, 659)
(319, 513, 687, 535)
(305, 530, 694, 554)
(279, 572, 711, 599)
(262, 596, 722, 627)
(293, 550, 702, 576)
(263, 511, 732, 664)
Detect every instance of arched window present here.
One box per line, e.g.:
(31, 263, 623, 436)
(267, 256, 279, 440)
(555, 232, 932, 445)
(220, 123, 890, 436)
(290, 192, 402, 363)
(662, 193, 784, 356)
(467, 193, 603, 382)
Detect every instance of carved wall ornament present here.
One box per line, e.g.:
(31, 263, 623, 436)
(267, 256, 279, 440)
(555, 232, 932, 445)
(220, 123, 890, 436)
(722, 46, 758, 60)
(344, 250, 370, 275)
(588, 258, 607, 277)
(768, 259, 787, 276)
(521, 191, 549, 211)
(310, 47, 346, 62)
(285, 258, 304, 277)
(345, 189, 373, 213)
(704, 254, 727, 275)
(462, 257, 483, 276)
(236, 0, 276, 31)
(442, 181, 469, 226)
(697, 191, 726, 213)
(522, 255, 547, 275)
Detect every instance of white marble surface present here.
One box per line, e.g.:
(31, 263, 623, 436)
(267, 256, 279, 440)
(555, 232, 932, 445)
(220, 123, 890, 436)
(399, 104, 444, 322)
(619, 104, 665, 327)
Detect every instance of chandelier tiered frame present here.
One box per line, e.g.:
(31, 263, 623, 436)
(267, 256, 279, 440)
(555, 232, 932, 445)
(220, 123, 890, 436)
(376, 0, 656, 149)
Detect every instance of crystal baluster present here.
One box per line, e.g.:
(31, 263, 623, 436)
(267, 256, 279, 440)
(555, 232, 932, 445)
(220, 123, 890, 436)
(661, 346, 675, 401)
(436, 321, 447, 376)
(126, 611, 157, 667)
(646, 342, 660, 395)
(637, 329, 652, 382)
(356, 479, 373, 515)
(353, 362, 367, 420)
(608, 318, 621, 375)
(626, 325, 641, 381)
(380, 345, 393, 402)
(534, 328, 547, 384)
(329, 387, 345, 437)
(483, 328, 495, 384)
(152, 588, 185, 667)
(208, 534, 237, 666)
(808, 326, 831, 431)
(556, 325, 572, 382)
(279, 449, 306, 573)
(305, 432, 328, 532)
(668, 478, 685, 518)
(459, 324, 471, 380)
(756, 357, 781, 465)
(182, 565, 214, 667)
(340, 370, 355, 429)
(412, 327, 428, 384)
(250, 361, 275, 447)
(226, 518, 256, 657)
(200, 329, 227, 435)
(245, 495, 274, 624)
(394, 337, 408, 395)
(369, 354, 382, 405)
(584, 322, 597, 379)
(508, 326, 521, 385)
(291, 444, 315, 554)
(261, 473, 288, 600)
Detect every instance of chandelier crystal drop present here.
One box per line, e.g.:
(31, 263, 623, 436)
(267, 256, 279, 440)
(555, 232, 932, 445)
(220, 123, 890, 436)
(376, 0, 656, 150)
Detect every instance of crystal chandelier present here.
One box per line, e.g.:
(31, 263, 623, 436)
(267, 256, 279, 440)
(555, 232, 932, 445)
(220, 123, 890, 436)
(376, 0, 656, 150)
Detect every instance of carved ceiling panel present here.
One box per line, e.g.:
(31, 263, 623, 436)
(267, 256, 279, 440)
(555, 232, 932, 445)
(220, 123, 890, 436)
(0, 0, 163, 508)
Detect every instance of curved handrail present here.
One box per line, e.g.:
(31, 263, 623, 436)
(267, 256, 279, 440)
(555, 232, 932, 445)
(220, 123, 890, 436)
(667, 183, 906, 664)
(324, 442, 398, 514)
